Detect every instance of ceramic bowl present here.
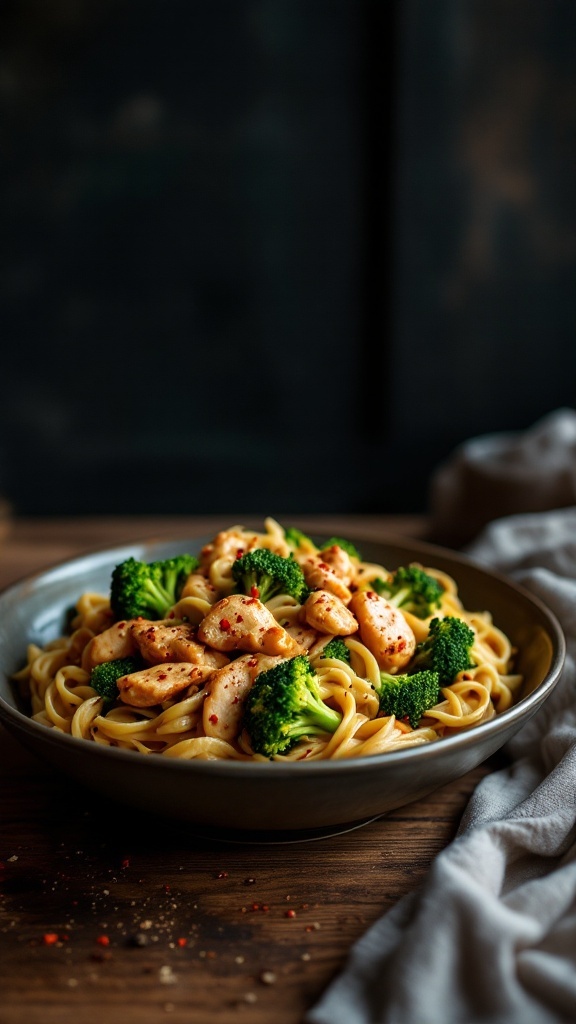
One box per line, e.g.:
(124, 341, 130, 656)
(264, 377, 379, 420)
(0, 534, 565, 841)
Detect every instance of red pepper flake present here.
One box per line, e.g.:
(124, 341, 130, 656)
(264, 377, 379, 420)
(219, 618, 231, 632)
(209, 714, 219, 724)
(43, 933, 59, 946)
(216, 871, 228, 879)
(158, 673, 167, 680)
(261, 904, 270, 912)
(177, 937, 187, 948)
(251, 903, 260, 911)
(250, 586, 259, 599)
(236, 549, 245, 559)
(285, 909, 296, 919)
(96, 935, 110, 947)
(235, 615, 244, 623)
(168, 611, 176, 619)
(121, 857, 131, 869)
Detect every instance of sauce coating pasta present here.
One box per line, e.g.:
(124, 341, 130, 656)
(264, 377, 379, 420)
(15, 519, 524, 762)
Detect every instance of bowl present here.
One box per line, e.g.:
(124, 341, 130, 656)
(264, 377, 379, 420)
(0, 534, 566, 841)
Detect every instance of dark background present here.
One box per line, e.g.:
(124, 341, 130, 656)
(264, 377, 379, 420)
(1, 0, 574, 517)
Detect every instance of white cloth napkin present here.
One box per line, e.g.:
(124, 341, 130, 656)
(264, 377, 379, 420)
(429, 408, 576, 546)
(307, 516, 576, 1019)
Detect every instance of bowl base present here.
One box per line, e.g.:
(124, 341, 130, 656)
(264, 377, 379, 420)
(185, 814, 383, 845)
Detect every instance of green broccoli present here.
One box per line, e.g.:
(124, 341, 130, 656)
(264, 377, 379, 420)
(231, 548, 309, 604)
(90, 656, 140, 705)
(376, 669, 441, 728)
(243, 655, 342, 756)
(320, 637, 351, 664)
(409, 616, 476, 686)
(322, 536, 362, 560)
(283, 526, 317, 552)
(110, 554, 199, 620)
(370, 565, 444, 619)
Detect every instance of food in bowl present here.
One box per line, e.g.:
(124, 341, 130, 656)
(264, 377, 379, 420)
(14, 518, 524, 763)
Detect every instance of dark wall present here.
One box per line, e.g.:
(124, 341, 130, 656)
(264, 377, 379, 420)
(1, 1, 574, 516)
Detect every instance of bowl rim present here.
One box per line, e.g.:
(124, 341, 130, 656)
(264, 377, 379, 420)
(0, 531, 566, 778)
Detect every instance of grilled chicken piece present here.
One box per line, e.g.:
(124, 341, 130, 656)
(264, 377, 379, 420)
(131, 620, 228, 668)
(117, 663, 211, 707)
(285, 623, 319, 651)
(200, 527, 258, 569)
(203, 654, 282, 740)
(81, 620, 137, 672)
(299, 555, 352, 603)
(179, 572, 219, 605)
(318, 544, 355, 587)
(197, 595, 304, 657)
(303, 590, 359, 636)
(348, 590, 415, 671)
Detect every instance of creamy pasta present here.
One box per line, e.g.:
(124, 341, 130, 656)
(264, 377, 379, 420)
(15, 518, 523, 762)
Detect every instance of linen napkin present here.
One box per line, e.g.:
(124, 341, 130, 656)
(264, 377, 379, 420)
(429, 408, 576, 546)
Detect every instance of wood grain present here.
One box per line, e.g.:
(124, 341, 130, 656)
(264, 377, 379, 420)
(0, 517, 502, 1024)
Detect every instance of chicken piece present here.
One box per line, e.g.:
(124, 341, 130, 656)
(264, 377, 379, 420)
(117, 663, 211, 707)
(81, 619, 137, 672)
(285, 623, 319, 651)
(348, 590, 415, 671)
(131, 620, 228, 668)
(303, 590, 359, 636)
(197, 595, 304, 657)
(200, 527, 258, 569)
(318, 544, 355, 587)
(203, 653, 281, 740)
(180, 572, 219, 605)
(300, 556, 352, 603)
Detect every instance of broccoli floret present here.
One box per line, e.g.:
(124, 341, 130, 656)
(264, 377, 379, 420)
(283, 526, 317, 552)
(371, 565, 444, 619)
(110, 554, 198, 620)
(90, 656, 140, 705)
(322, 536, 362, 560)
(410, 616, 476, 686)
(243, 655, 342, 756)
(320, 637, 351, 664)
(377, 670, 441, 728)
(231, 548, 309, 604)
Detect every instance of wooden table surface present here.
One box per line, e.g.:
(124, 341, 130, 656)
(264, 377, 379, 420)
(0, 516, 500, 1024)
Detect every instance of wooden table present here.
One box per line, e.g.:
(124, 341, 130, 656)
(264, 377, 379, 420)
(0, 516, 500, 1024)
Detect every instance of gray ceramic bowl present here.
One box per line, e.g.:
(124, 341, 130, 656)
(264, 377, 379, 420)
(0, 535, 565, 840)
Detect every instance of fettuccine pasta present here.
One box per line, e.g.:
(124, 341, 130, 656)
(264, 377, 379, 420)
(15, 518, 523, 762)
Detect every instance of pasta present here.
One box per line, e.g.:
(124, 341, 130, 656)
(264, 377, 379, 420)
(15, 518, 524, 762)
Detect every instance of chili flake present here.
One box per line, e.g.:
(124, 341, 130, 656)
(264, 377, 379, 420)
(43, 933, 59, 945)
(219, 618, 231, 632)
